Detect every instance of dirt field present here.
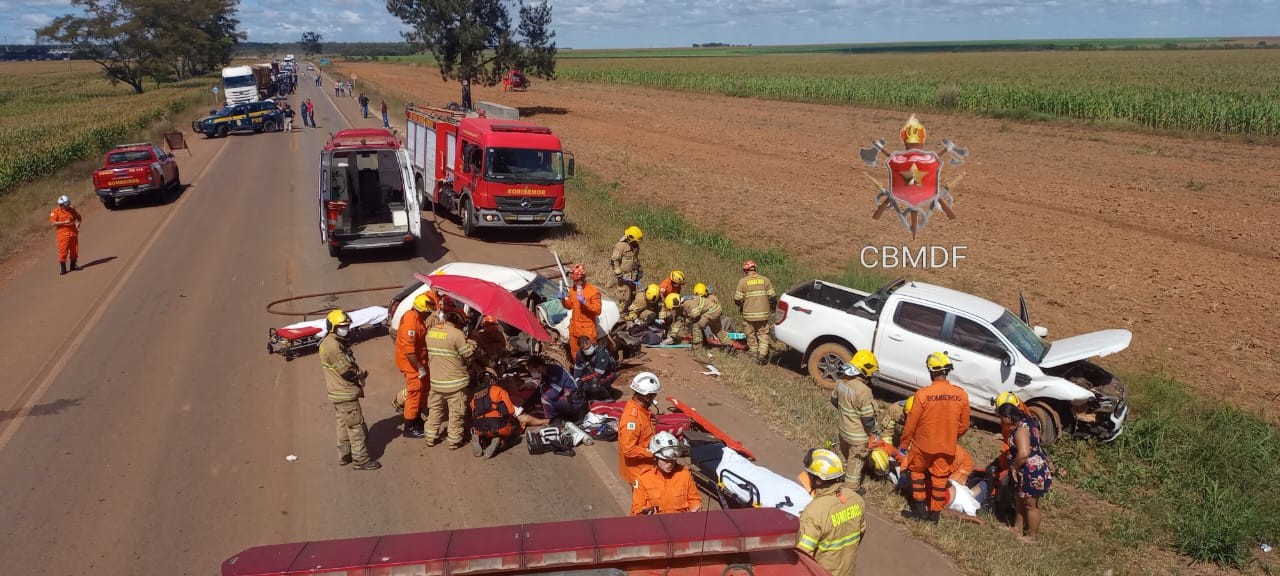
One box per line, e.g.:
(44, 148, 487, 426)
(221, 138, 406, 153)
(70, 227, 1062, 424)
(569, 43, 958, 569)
(345, 61, 1280, 415)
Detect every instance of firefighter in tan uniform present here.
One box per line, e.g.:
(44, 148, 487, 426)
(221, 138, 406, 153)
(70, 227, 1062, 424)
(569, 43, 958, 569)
(658, 293, 684, 345)
(625, 283, 663, 325)
(670, 283, 728, 351)
(832, 350, 881, 492)
(797, 449, 865, 576)
(424, 306, 477, 449)
(610, 226, 643, 305)
(734, 260, 777, 364)
(319, 310, 380, 470)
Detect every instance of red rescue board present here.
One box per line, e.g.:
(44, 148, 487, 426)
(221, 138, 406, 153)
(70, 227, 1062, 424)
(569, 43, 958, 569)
(666, 395, 755, 461)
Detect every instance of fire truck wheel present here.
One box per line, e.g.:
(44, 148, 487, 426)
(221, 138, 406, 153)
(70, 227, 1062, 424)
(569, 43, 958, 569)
(463, 199, 477, 238)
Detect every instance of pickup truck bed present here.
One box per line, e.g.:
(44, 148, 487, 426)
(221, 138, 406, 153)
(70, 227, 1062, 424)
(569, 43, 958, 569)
(786, 280, 878, 322)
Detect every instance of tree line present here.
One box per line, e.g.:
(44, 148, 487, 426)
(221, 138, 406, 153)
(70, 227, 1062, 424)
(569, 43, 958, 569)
(37, 0, 244, 94)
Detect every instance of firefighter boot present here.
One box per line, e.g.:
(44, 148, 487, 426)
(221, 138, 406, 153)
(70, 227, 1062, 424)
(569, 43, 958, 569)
(484, 436, 502, 459)
(927, 510, 941, 523)
(472, 435, 484, 457)
(70, 259, 78, 271)
(902, 499, 928, 521)
(59, 262, 67, 276)
(403, 420, 425, 439)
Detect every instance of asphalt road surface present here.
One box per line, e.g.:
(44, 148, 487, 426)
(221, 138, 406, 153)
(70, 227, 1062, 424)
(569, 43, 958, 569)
(0, 78, 958, 575)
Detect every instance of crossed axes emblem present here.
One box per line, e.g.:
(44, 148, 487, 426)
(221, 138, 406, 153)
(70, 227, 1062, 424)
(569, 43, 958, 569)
(857, 137, 968, 238)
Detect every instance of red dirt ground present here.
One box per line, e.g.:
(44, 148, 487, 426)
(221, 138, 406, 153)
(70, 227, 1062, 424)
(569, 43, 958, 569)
(345, 62, 1280, 416)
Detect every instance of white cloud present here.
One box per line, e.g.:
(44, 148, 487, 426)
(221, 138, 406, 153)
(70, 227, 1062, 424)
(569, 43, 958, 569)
(339, 10, 362, 24)
(18, 0, 71, 7)
(20, 12, 52, 27)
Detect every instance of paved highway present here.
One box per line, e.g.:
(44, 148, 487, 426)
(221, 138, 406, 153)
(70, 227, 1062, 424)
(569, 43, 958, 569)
(0, 80, 958, 575)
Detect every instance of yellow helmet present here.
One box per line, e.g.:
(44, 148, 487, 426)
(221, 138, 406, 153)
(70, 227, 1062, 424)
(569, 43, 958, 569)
(644, 283, 660, 301)
(624, 225, 643, 242)
(869, 449, 891, 474)
(900, 114, 927, 145)
(903, 395, 915, 416)
(926, 351, 953, 375)
(412, 292, 437, 313)
(850, 349, 878, 377)
(996, 391, 1022, 409)
(804, 448, 845, 481)
(669, 270, 685, 285)
(664, 293, 681, 310)
(325, 309, 350, 331)
(693, 282, 708, 296)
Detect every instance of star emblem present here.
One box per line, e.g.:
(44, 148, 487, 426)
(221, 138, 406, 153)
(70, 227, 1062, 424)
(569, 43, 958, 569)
(899, 163, 927, 187)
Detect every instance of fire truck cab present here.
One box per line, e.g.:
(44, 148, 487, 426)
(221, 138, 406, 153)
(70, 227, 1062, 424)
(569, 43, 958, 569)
(319, 128, 422, 258)
(221, 508, 829, 576)
(405, 105, 573, 238)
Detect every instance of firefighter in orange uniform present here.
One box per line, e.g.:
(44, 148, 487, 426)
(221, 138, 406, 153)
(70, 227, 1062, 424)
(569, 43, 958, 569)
(618, 372, 661, 486)
(470, 380, 519, 459)
(631, 431, 702, 515)
(561, 263, 602, 359)
(395, 292, 435, 439)
(658, 270, 685, 299)
(50, 195, 82, 275)
(898, 352, 970, 522)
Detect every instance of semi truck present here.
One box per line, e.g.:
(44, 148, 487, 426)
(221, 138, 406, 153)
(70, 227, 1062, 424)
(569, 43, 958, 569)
(319, 128, 422, 258)
(220, 64, 276, 105)
(220, 508, 826, 576)
(404, 105, 573, 238)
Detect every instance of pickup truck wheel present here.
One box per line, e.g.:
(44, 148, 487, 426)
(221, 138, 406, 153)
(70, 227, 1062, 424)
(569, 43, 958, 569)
(1027, 402, 1061, 446)
(807, 342, 852, 390)
(100, 196, 117, 210)
(462, 199, 477, 238)
(327, 244, 341, 258)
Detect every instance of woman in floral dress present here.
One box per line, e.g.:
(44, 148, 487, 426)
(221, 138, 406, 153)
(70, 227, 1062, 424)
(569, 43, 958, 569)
(997, 402, 1053, 543)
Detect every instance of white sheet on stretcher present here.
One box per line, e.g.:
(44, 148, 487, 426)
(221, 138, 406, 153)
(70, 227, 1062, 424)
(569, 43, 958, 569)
(715, 447, 812, 517)
(282, 306, 388, 338)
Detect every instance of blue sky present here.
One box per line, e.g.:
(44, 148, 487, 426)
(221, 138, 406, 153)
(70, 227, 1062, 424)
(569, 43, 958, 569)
(3, 0, 1277, 48)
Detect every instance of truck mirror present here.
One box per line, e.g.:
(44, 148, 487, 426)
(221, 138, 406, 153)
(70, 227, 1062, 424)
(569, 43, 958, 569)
(1033, 325, 1049, 338)
(567, 158, 576, 177)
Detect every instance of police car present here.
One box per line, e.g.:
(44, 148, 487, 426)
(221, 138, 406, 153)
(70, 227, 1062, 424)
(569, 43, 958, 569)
(192, 100, 284, 138)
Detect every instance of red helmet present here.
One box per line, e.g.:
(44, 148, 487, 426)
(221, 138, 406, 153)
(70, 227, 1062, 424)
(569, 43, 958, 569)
(570, 263, 587, 280)
(743, 260, 757, 272)
(481, 315, 498, 326)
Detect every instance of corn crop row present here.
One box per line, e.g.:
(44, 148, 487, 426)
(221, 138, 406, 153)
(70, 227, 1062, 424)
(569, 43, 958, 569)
(0, 68, 207, 197)
(558, 50, 1280, 138)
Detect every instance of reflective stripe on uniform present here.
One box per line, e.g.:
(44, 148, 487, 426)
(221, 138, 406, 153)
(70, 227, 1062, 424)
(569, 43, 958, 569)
(798, 534, 818, 553)
(816, 531, 863, 551)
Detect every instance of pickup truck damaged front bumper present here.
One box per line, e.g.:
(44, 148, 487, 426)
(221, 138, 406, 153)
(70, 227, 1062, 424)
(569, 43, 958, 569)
(1073, 378, 1129, 441)
(474, 208, 566, 227)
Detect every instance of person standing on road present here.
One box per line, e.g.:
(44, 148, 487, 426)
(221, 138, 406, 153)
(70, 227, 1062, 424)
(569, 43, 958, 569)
(320, 310, 380, 470)
(734, 260, 777, 364)
(618, 372, 661, 486)
(898, 352, 970, 522)
(424, 304, 477, 449)
(610, 225, 643, 306)
(630, 432, 702, 515)
(381, 99, 389, 129)
(396, 292, 435, 439)
(998, 399, 1052, 543)
(334, 79, 341, 97)
(49, 195, 81, 275)
(796, 449, 865, 576)
(833, 351, 881, 493)
(561, 264, 602, 360)
(282, 104, 295, 132)
(359, 93, 369, 118)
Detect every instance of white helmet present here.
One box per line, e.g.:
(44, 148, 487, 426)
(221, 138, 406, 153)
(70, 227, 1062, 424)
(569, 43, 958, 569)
(57, 195, 70, 205)
(649, 431, 680, 460)
(630, 371, 661, 395)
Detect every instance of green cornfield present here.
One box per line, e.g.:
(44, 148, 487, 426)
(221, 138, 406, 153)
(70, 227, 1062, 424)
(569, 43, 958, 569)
(0, 62, 209, 197)
(558, 50, 1280, 138)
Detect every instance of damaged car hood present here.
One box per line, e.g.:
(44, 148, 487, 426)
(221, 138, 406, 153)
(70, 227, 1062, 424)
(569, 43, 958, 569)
(1039, 329, 1132, 368)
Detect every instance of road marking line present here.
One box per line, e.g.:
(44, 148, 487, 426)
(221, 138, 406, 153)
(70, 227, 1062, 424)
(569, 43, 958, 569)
(0, 139, 233, 454)
(580, 442, 631, 514)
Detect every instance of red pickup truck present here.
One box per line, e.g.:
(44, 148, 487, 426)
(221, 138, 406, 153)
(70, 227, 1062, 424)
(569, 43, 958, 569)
(92, 143, 181, 209)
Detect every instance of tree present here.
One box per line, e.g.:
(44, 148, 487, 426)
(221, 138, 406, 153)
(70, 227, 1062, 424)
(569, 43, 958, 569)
(301, 31, 323, 56)
(38, 0, 161, 93)
(386, 0, 557, 89)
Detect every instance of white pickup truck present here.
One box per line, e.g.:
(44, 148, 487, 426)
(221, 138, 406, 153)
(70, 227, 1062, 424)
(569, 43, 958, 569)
(774, 278, 1130, 444)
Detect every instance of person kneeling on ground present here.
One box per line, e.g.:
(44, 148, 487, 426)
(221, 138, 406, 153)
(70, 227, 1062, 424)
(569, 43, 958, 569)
(630, 432, 702, 515)
(470, 378, 547, 458)
(529, 355, 585, 422)
(572, 335, 618, 401)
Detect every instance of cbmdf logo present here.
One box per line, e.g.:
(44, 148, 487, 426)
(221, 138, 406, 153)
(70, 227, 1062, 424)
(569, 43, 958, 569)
(857, 115, 968, 239)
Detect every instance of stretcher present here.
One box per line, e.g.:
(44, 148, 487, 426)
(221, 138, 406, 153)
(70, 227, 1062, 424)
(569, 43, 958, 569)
(266, 306, 388, 360)
(685, 430, 811, 517)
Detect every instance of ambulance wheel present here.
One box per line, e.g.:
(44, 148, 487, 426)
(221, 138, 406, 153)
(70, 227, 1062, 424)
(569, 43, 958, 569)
(263, 120, 279, 133)
(462, 199, 477, 238)
(807, 342, 852, 390)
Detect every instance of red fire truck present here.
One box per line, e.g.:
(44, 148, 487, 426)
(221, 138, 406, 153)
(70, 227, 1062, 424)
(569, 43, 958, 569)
(221, 508, 828, 576)
(404, 105, 573, 238)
